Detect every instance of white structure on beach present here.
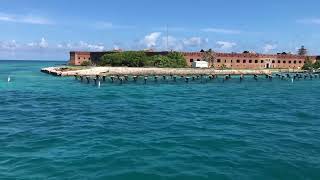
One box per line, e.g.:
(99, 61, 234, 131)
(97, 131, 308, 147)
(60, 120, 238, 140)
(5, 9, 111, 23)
(192, 61, 209, 68)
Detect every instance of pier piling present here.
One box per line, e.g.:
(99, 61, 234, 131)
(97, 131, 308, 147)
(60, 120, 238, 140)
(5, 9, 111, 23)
(110, 76, 115, 83)
(186, 77, 190, 83)
(133, 76, 138, 82)
(144, 76, 148, 84)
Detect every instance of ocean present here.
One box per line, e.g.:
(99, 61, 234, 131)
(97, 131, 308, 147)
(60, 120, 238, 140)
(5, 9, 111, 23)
(0, 60, 319, 179)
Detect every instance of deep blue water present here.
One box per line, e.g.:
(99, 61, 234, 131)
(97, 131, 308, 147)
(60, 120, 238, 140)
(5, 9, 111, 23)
(0, 60, 320, 179)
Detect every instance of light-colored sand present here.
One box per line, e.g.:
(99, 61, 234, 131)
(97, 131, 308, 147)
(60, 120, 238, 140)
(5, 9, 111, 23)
(41, 66, 272, 76)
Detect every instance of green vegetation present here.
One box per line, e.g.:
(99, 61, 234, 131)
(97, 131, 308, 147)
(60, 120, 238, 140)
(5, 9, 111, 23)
(220, 64, 228, 70)
(201, 49, 215, 65)
(302, 57, 319, 70)
(80, 61, 92, 66)
(313, 60, 320, 69)
(99, 51, 187, 68)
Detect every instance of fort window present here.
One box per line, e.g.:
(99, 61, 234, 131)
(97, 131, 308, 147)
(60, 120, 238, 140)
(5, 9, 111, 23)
(261, 60, 264, 63)
(78, 57, 80, 60)
(224, 60, 227, 63)
(249, 60, 252, 63)
(299, 61, 302, 64)
(289, 61, 292, 64)
(272, 60, 275, 63)
(197, 59, 200, 61)
(278, 60, 281, 63)
(255, 60, 258, 63)
(217, 59, 221, 63)
(243, 60, 246, 63)
(283, 61, 286, 63)
(190, 59, 194, 62)
(294, 61, 297, 64)
(237, 60, 240, 63)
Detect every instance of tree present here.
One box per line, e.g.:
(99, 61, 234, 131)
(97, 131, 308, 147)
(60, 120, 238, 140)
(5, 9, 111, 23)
(302, 57, 314, 70)
(98, 51, 187, 68)
(166, 52, 187, 68)
(313, 60, 320, 69)
(80, 61, 91, 66)
(201, 49, 215, 68)
(220, 64, 227, 70)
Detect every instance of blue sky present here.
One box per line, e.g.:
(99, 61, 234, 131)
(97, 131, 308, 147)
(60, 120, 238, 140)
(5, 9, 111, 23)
(0, 0, 320, 60)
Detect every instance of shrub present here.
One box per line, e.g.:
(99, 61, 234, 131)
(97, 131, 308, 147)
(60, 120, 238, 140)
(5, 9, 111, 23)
(99, 51, 187, 68)
(80, 61, 91, 66)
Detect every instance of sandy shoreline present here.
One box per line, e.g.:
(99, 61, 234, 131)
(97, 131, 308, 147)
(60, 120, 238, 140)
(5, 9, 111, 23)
(41, 66, 275, 77)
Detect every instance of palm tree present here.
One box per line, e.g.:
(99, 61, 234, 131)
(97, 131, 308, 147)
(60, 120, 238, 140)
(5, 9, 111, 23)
(201, 49, 216, 68)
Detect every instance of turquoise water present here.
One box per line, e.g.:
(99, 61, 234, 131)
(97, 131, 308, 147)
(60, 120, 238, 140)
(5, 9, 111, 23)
(1, 60, 320, 179)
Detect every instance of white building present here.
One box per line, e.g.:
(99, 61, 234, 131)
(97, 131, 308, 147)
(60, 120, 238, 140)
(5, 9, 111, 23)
(192, 61, 209, 68)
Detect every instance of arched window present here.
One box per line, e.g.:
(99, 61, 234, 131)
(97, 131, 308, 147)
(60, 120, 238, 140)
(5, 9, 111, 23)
(255, 60, 258, 63)
(294, 61, 297, 64)
(272, 60, 275, 63)
(243, 60, 246, 63)
(261, 60, 264, 63)
(190, 59, 194, 62)
(249, 60, 252, 63)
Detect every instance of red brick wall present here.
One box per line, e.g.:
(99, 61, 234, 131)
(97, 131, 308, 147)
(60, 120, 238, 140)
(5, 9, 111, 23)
(70, 52, 91, 66)
(182, 52, 315, 69)
(70, 51, 316, 69)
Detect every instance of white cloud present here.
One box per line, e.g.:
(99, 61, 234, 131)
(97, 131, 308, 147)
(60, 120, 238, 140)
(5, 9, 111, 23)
(0, 13, 52, 25)
(84, 42, 104, 51)
(97, 22, 113, 28)
(95, 21, 135, 29)
(39, 38, 48, 48)
(0, 40, 18, 50)
(26, 38, 49, 49)
(139, 32, 210, 51)
(183, 37, 201, 47)
(202, 28, 241, 34)
(297, 18, 320, 25)
(161, 36, 183, 51)
(142, 32, 162, 48)
(56, 41, 106, 51)
(216, 41, 237, 50)
(0, 15, 13, 22)
(263, 44, 277, 53)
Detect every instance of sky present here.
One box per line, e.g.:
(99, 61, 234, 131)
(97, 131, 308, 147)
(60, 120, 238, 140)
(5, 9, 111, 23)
(0, 0, 320, 60)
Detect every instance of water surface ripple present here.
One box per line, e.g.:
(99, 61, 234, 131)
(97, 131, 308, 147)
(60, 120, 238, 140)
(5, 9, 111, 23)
(0, 61, 320, 179)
